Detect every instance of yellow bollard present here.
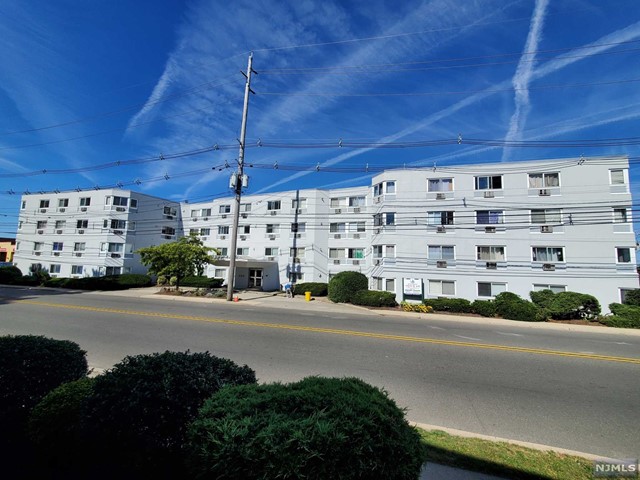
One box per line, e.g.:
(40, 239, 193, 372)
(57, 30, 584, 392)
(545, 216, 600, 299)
(305, 291, 312, 301)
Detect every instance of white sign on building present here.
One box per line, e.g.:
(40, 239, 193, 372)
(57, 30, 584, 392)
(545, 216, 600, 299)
(403, 278, 422, 296)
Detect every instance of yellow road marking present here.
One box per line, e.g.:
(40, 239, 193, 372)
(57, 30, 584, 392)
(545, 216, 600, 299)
(11, 299, 640, 365)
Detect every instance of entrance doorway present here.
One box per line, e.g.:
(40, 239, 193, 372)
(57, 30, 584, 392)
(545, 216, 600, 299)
(248, 269, 263, 288)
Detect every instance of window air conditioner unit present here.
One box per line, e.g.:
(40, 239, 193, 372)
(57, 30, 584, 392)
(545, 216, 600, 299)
(53, 252, 60, 256)
(163, 235, 172, 240)
(539, 189, 550, 196)
(436, 193, 446, 200)
(114, 230, 124, 235)
(353, 233, 360, 239)
(334, 234, 341, 239)
(116, 207, 126, 212)
(352, 260, 360, 265)
(166, 215, 173, 220)
(353, 207, 361, 213)
(297, 209, 303, 214)
(56, 229, 63, 234)
(240, 235, 247, 240)
(436, 226, 446, 233)
(80, 207, 87, 212)
(266, 256, 275, 262)
(540, 225, 553, 233)
(295, 233, 302, 238)
(220, 235, 226, 240)
(59, 208, 66, 212)
(485, 226, 496, 233)
(268, 235, 276, 240)
(241, 213, 247, 218)
(192, 217, 197, 221)
(334, 259, 341, 265)
(483, 191, 495, 198)
(40, 208, 47, 213)
(78, 229, 84, 234)
(34, 251, 41, 256)
(75, 253, 82, 257)
(37, 230, 44, 234)
(270, 211, 277, 215)
(542, 263, 555, 271)
(203, 217, 209, 221)
(437, 260, 447, 268)
(486, 262, 497, 269)
(334, 208, 342, 214)
(200, 237, 207, 241)
(110, 253, 121, 258)
(294, 257, 301, 263)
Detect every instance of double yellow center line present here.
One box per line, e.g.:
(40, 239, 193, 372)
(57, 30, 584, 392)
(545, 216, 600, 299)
(12, 299, 640, 365)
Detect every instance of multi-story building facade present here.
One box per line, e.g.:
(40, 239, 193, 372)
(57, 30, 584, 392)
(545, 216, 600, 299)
(13, 157, 637, 310)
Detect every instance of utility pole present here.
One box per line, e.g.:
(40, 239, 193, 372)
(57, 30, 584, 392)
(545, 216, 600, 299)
(227, 53, 255, 301)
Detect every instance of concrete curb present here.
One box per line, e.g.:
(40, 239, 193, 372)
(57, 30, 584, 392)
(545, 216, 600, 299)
(411, 422, 619, 462)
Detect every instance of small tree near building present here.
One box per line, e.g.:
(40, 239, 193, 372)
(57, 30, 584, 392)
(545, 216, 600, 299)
(138, 234, 216, 290)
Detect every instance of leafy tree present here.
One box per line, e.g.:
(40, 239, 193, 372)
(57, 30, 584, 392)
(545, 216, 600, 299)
(137, 234, 216, 290)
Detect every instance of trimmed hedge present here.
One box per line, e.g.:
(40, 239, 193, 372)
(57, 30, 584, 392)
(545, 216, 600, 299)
(423, 297, 472, 313)
(494, 292, 545, 322)
(622, 289, 640, 307)
(529, 289, 556, 310)
(293, 282, 328, 296)
(0, 265, 22, 284)
(83, 351, 256, 478)
(12, 275, 41, 286)
(351, 290, 397, 307)
(547, 292, 600, 320)
(180, 276, 223, 288)
(187, 377, 427, 479)
(41, 274, 152, 291)
(0, 335, 88, 458)
(328, 271, 368, 303)
(603, 303, 640, 328)
(471, 300, 497, 317)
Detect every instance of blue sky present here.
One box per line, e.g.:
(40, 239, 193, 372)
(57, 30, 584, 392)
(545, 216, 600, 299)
(1, 0, 640, 235)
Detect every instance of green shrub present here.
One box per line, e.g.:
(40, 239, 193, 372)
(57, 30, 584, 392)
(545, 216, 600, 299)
(494, 292, 544, 322)
(180, 276, 223, 288)
(603, 303, 640, 328)
(13, 275, 41, 286)
(471, 300, 497, 317)
(328, 271, 368, 303)
(293, 282, 328, 296)
(351, 290, 397, 307)
(0, 265, 22, 284)
(169, 276, 178, 286)
(56, 274, 152, 291)
(0, 335, 88, 456)
(187, 377, 426, 479)
(529, 289, 556, 309)
(157, 275, 168, 286)
(42, 277, 69, 288)
(84, 351, 256, 478)
(547, 292, 600, 320)
(423, 297, 472, 313)
(622, 289, 640, 307)
(116, 273, 152, 288)
(28, 378, 95, 473)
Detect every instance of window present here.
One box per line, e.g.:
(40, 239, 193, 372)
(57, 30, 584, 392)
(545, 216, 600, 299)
(105, 219, 126, 230)
(428, 178, 453, 192)
(330, 223, 346, 233)
(348, 248, 364, 259)
(428, 245, 455, 260)
(214, 268, 226, 278)
(55, 220, 66, 229)
(532, 247, 564, 262)
(613, 208, 628, 223)
(49, 264, 61, 274)
(429, 280, 455, 296)
(291, 198, 306, 209)
(105, 267, 122, 275)
(349, 196, 366, 207)
(265, 247, 279, 256)
(190, 229, 199, 235)
(58, 198, 69, 207)
(112, 196, 128, 206)
(427, 211, 454, 225)
(330, 197, 342, 208)
(76, 220, 88, 229)
(240, 225, 251, 234)
(73, 242, 85, 251)
(162, 227, 176, 236)
(385, 279, 395, 292)
(477, 246, 505, 261)
(386, 245, 395, 257)
(200, 228, 210, 236)
(533, 284, 566, 293)
(107, 243, 123, 253)
(266, 224, 279, 233)
(373, 245, 383, 258)
(39, 199, 50, 208)
(616, 247, 632, 263)
(128, 221, 136, 231)
(37, 220, 47, 229)
(240, 203, 252, 212)
(373, 181, 395, 196)
(236, 248, 249, 256)
(373, 213, 395, 226)
(79, 197, 91, 206)
(329, 248, 345, 259)
(18, 221, 23, 230)
(291, 222, 306, 233)
(373, 277, 383, 290)
(386, 213, 395, 225)
(218, 248, 228, 256)
(476, 210, 504, 225)
(218, 226, 229, 235)
(386, 181, 396, 194)
(191, 209, 200, 218)
(71, 265, 83, 275)
(349, 222, 366, 232)
(163, 206, 177, 216)
(33, 242, 43, 251)
(528, 172, 559, 188)
(52, 242, 63, 252)
(130, 199, 138, 209)
(475, 175, 502, 190)
(219, 205, 231, 214)
(610, 169, 626, 185)
(477, 282, 506, 297)
(290, 247, 305, 258)
(373, 184, 382, 197)
(531, 209, 561, 224)
(21, 201, 26, 210)
(267, 201, 281, 211)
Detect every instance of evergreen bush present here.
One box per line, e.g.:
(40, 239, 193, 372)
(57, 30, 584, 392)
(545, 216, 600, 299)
(187, 377, 426, 479)
(471, 300, 497, 317)
(622, 289, 640, 307)
(529, 289, 556, 309)
(547, 292, 600, 320)
(423, 297, 472, 313)
(351, 290, 397, 307)
(603, 303, 640, 328)
(494, 292, 544, 322)
(83, 351, 256, 478)
(328, 271, 368, 303)
(0, 265, 22, 284)
(180, 276, 223, 288)
(293, 282, 328, 296)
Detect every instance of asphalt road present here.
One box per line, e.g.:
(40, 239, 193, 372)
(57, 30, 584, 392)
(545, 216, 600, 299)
(1, 286, 638, 459)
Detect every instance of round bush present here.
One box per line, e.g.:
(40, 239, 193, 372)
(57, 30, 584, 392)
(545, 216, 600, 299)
(547, 292, 600, 320)
(471, 300, 497, 317)
(493, 293, 544, 322)
(328, 271, 368, 303)
(352, 289, 397, 307)
(187, 377, 426, 479)
(423, 298, 472, 313)
(84, 351, 256, 478)
(529, 289, 556, 309)
(0, 265, 22, 284)
(292, 282, 328, 296)
(622, 289, 640, 307)
(28, 378, 95, 473)
(0, 335, 88, 452)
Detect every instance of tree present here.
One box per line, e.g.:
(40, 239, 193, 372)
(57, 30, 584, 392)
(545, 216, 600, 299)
(137, 234, 216, 289)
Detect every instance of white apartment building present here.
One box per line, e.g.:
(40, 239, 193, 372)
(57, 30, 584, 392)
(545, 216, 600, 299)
(13, 156, 637, 310)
